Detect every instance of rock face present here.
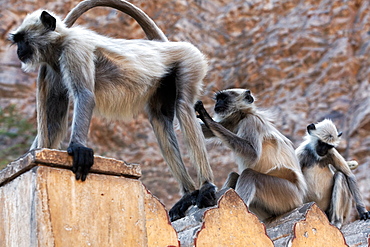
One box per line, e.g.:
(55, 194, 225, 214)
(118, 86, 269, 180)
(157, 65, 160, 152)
(1, 0, 370, 219)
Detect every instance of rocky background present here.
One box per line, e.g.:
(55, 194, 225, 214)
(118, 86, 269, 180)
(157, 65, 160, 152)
(1, 0, 369, 220)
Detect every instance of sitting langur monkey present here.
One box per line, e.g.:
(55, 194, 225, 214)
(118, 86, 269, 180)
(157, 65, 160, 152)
(194, 89, 307, 220)
(296, 119, 370, 228)
(8, 0, 216, 221)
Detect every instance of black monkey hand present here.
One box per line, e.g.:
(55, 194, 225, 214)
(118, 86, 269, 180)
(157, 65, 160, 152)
(196, 181, 217, 209)
(194, 100, 206, 118)
(169, 190, 199, 222)
(194, 101, 212, 127)
(67, 142, 94, 181)
(360, 211, 370, 220)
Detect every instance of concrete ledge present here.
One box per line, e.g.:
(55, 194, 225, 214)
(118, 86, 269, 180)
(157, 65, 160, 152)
(0, 149, 178, 247)
(0, 148, 141, 186)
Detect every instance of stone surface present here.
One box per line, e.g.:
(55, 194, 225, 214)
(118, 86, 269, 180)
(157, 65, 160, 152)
(0, 149, 178, 247)
(0, 148, 141, 186)
(1, 150, 369, 246)
(195, 189, 274, 247)
(1, 0, 370, 220)
(173, 194, 370, 247)
(290, 204, 347, 247)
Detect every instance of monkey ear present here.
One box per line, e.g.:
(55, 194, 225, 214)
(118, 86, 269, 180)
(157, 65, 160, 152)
(244, 90, 254, 104)
(307, 123, 316, 134)
(338, 131, 343, 137)
(40, 11, 56, 31)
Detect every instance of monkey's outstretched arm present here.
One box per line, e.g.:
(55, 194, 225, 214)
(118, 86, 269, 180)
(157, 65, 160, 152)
(331, 149, 370, 220)
(31, 64, 70, 150)
(200, 123, 216, 138)
(194, 101, 260, 163)
(61, 48, 96, 181)
(193, 101, 216, 138)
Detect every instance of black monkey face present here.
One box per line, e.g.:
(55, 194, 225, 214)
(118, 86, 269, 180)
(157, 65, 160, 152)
(10, 32, 34, 63)
(9, 10, 57, 65)
(214, 92, 230, 114)
(316, 139, 334, 156)
(214, 89, 255, 114)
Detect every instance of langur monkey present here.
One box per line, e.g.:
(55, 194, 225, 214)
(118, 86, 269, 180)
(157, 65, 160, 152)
(296, 119, 370, 228)
(194, 88, 307, 221)
(8, 0, 216, 221)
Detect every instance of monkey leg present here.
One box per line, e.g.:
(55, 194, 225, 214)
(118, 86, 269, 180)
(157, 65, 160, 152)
(150, 116, 196, 192)
(221, 172, 240, 190)
(151, 113, 210, 222)
(148, 66, 196, 194)
(34, 64, 70, 149)
(326, 171, 351, 228)
(148, 70, 202, 221)
(177, 101, 214, 185)
(235, 168, 304, 220)
(176, 99, 217, 210)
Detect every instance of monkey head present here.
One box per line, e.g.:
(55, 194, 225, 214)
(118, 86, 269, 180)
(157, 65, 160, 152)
(213, 88, 254, 119)
(9, 10, 62, 72)
(306, 119, 342, 157)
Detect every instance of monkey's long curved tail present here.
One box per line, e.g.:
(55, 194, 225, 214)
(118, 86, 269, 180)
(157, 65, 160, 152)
(64, 0, 168, 42)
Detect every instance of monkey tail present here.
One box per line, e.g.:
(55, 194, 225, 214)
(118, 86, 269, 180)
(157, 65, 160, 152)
(63, 0, 168, 42)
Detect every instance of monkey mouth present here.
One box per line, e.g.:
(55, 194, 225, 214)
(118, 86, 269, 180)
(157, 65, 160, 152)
(317, 151, 327, 157)
(316, 148, 329, 157)
(214, 106, 226, 113)
(18, 54, 32, 63)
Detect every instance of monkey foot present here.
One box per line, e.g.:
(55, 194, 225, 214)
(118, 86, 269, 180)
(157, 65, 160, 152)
(169, 190, 199, 222)
(196, 182, 217, 209)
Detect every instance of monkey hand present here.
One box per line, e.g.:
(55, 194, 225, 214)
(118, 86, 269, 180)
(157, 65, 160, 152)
(67, 142, 94, 181)
(194, 101, 212, 127)
(169, 190, 199, 221)
(196, 181, 217, 209)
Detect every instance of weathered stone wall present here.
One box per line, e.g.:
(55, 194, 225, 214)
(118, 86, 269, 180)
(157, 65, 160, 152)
(1, 0, 369, 217)
(1, 151, 369, 247)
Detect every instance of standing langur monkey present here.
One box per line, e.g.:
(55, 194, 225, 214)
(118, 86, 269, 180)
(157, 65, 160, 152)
(296, 119, 370, 228)
(8, 0, 217, 221)
(194, 89, 307, 220)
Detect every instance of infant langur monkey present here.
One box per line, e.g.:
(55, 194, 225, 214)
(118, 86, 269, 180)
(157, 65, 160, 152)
(296, 119, 370, 228)
(194, 89, 307, 221)
(9, 0, 216, 221)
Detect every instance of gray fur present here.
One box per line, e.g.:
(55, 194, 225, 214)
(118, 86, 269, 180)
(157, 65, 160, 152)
(195, 88, 307, 221)
(296, 119, 369, 228)
(9, 0, 215, 213)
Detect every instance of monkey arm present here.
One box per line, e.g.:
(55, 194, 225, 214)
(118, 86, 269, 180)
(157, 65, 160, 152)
(32, 64, 70, 149)
(194, 101, 215, 138)
(194, 101, 212, 128)
(194, 101, 259, 163)
(200, 122, 216, 138)
(331, 149, 370, 220)
(61, 49, 96, 181)
(66, 89, 95, 181)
